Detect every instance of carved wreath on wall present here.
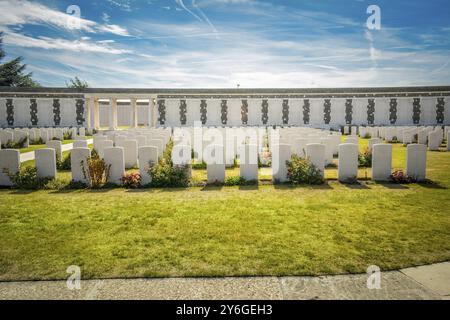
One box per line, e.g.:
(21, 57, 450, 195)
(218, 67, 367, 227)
(323, 99, 331, 124)
(241, 100, 248, 125)
(179, 100, 187, 125)
(220, 100, 228, 125)
(75, 99, 85, 126)
(200, 100, 207, 125)
(30, 99, 38, 126)
(345, 99, 353, 125)
(303, 99, 310, 125)
(53, 99, 61, 126)
(436, 98, 445, 124)
(261, 100, 269, 125)
(412, 98, 421, 124)
(389, 98, 398, 124)
(6, 98, 14, 126)
(367, 99, 375, 125)
(282, 99, 289, 125)
(158, 100, 166, 125)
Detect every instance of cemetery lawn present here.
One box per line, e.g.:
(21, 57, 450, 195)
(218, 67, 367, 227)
(1, 141, 450, 281)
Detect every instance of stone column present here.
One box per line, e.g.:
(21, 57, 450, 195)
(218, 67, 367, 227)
(109, 98, 118, 130)
(131, 98, 138, 128)
(93, 98, 100, 130)
(85, 97, 92, 129)
(149, 96, 157, 128)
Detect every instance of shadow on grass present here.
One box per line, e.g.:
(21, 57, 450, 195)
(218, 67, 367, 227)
(371, 182, 410, 189)
(417, 180, 447, 189)
(273, 182, 333, 190)
(201, 185, 224, 191)
(341, 181, 371, 189)
(238, 184, 259, 191)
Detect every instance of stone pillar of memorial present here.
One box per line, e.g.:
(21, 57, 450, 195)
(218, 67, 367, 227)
(85, 97, 92, 129)
(372, 144, 392, 181)
(35, 148, 56, 179)
(109, 98, 118, 130)
(93, 98, 101, 130)
(406, 144, 427, 181)
(131, 98, 138, 128)
(338, 143, 358, 182)
(447, 131, 450, 151)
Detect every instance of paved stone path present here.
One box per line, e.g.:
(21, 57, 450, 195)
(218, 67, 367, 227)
(20, 139, 94, 163)
(0, 262, 449, 300)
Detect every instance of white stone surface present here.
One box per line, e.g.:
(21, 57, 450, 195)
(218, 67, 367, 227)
(447, 131, 450, 151)
(320, 137, 334, 165)
(73, 140, 88, 149)
(372, 144, 392, 181)
(306, 143, 325, 177)
(71, 148, 90, 184)
(272, 143, 291, 183)
(97, 140, 113, 159)
(138, 146, 158, 185)
(104, 147, 125, 185)
(0, 130, 13, 145)
(122, 139, 138, 169)
(0, 149, 20, 186)
(35, 148, 56, 179)
(368, 138, 382, 151)
(292, 138, 308, 158)
(46, 140, 63, 160)
(239, 144, 258, 181)
(428, 131, 441, 151)
(345, 136, 358, 145)
(338, 143, 358, 182)
(406, 144, 427, 181)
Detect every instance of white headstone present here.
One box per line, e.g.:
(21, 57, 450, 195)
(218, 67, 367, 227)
(428, 131, 441, 151)
(46, 140, 63, 160)
(417, 129, 428, 145)
(122, 139, 138, 169)
(93, 135, 107, 151)
(292, 138, 308, 158)
(338, 143, 358, 182)
(345, 136, 358, 145)
(35, 148, 56, 179)
(272, 143, 291, 183)
(239, 144, 258, 181)
(138, 146, 158, 185)
(207, 144, 225, 183)
(372, 144, 392, 181)
(97, 140, 114, 159)
(406, 144, 427, 181)
(73, 140, 88, 149)
(0, 149, 20, 186)
(305, 143, 325, 177)
(54, 128, 64, 141)
(103, 147, 125, 185)
(368, 138, 382, 151)
(79, 127, 86, 137)
(71, 148, 90, 184)
(0, 131, 13, 145)
(320, 138, 334, 165)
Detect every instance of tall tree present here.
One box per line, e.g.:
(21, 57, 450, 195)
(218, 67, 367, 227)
(0, 32, 40, 87)
(66, 76, 89, 89)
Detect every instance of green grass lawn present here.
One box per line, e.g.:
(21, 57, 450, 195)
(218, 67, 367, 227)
(0, 138, 450, 281)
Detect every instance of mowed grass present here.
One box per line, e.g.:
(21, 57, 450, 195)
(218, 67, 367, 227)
(0, 138, 450, 281)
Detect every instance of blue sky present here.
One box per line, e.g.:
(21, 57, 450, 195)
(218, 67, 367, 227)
(0, 0, 449, 88)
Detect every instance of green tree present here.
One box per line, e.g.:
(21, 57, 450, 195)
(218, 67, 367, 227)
(0, 32, 40, 87)
(66, 76, 89, 89)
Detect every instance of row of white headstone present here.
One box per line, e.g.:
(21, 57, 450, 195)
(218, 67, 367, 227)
(0, 127, 89, 149)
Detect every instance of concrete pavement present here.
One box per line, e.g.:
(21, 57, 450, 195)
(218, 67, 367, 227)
(0, 262, 449, 300)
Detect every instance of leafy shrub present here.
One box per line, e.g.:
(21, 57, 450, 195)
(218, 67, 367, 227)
(121, 172, 141, 189)
(390, 170, 415, 184)
(148, 141, 190, 188)
(81, 154, 110, 188)
(1, 137, 28, 149)
(8, 167, 52, 189)
(192, 161, 207, 169)
(358, 148, 372, 167)
(57, 153, 71, 170)
(224, 176, 257, 186)
(258, 150, 272, 168)
(286, 155, 324, 185)
(30, 137, 44, 145)
(363, 133, 371, 139)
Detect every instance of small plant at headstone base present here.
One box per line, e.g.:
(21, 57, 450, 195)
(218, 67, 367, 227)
(56, 153, 71, 170)
(258, 149, 272, 168)
(192, 161, 207, 169)
(363, 133, 371, 139)
(390, 170, 416, 184)
(224, 176, 257, 186)
(63, 132, 73, 140)
(1, 137, 28, 149)
(7, 167, 52, 190)
(358, 148, 372, 168)
(121, 172, 141, 189)
(81, 154, 110, 189)
(286, 155, 324, 185)
(30, 137, 44, 145)
(148, 140, 190, 188)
